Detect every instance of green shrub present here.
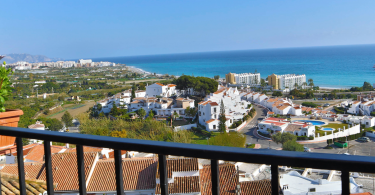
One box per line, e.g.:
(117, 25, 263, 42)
(308, 136, 314, 140)
(258, 131, 271, 138)
(297, 136, 308, 140)
(302, 102, 318, 108)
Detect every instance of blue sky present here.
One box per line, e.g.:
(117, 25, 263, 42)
(1, 0, 375, 59)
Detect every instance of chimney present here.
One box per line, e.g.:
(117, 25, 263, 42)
(66, 143, 69, 148)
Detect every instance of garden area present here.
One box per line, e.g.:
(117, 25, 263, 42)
(315, 123, 351, 137)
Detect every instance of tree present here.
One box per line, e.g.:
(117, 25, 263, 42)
(260, 78, 266, 87)
(305, 91, 314, 99)
(146, 110, 155, 120)
(110, 130, 127, 138)
(214, 75, 220, 80)
(48, 119, 64, 131)
(271, 132, 297, 145)
(109, 104, 120, 116)
(61, 111, 73, 127)
(362, 81, 374, 91)
(172, 111, 179, 120)
(294, 83, 299, 89)
(302, 82, 308, 89)
(272, 91, 283, 97)
(2, 61, 6, 66)
(282, 140, 304, 152)
(58, 96, 65, 101)
(308, 78, 314, 88)
(29, 73, 34, 80)
(136, 108, 146, 119)
(185, 106, 197, 118)
(131, 85, 136, 100)
(218, 100, 226, 133)
(98, 112, 105, 118)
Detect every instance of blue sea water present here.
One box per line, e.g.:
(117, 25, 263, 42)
(91, 44, 375, 88)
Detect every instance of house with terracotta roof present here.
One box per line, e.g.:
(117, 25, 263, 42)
(146, 83, 177, 98)
(28, 121, 45, 130)
(258, 117, 315, 137)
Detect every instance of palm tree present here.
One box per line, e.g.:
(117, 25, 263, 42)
(302, 82, 308, 89)
(294, 83, 299, 89)
(308, 78, 314, 89)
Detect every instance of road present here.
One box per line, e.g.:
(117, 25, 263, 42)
(240, 104, 283, 149)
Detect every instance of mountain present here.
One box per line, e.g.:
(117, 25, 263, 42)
(0, 53, 64, 64)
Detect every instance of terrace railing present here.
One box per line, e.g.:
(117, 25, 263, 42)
(0, 125, 374, 195)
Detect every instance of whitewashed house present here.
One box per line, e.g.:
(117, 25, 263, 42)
(258, 117, 315, 137)
(146, 83, 177, 97)
(198, 86, 251, 131)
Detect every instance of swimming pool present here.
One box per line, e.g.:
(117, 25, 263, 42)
(293, 120, 326, 126)
(322, 128, 334, 131)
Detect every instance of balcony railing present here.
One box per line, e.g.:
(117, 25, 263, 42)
(1, 125, 375, 195)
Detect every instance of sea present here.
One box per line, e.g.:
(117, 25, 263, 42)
(91, 44, 375, 88)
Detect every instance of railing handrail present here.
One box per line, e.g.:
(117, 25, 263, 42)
(1, 125, 374, 173)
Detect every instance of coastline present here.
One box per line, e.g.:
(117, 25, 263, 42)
(126, 64, 354, 89)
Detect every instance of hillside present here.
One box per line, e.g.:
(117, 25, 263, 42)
(0, 53, 63, 64)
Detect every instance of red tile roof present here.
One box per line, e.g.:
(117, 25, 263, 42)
(107, 150, 127, 159)
(206, 119, 218, 124)
(200, 163, 237, 195)
(209, 102, 219, 106)
(65, 146, 102, 153)
(1, 162, 45, 180)
(240, 180, 273, 195)
(155, 83, 164, 86)
(157, 158, 199, 178)
(38, 152, 97, 191)
(87, 158, 157, 192)
(156, 176, 200, 194)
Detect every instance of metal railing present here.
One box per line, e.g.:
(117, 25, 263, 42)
(1, 125, 375, 195)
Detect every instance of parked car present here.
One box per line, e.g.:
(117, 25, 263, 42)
(358, 137, 370, 142)
(304, 147, 311, 152)
(323, 103, 330, 107)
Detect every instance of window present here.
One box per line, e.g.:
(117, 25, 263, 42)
(214, 108, 217, 112)
(213, 125, 216, 129)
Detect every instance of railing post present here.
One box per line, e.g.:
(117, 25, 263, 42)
(76, 145, 87, 195)
(211, 159, 219, 195)
(114, 150, 124, 195)
(341, 170, 350, 195)
(16, 137, 26, 195)
(44, 141, 54, 195)
(159, 154, 168, 195)
(271, 164, 279, 195)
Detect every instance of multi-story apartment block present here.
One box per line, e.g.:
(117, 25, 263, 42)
(267, 73, 306, 90)
(225, 72, 261, 85)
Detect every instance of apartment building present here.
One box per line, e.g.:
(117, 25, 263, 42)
(225, 72, 261, 85)
(267, 73, 306, 90)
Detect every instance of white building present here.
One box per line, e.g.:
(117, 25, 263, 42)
(347, 100, 375, 116)
(278, 74, 306, 90)
(28, 121, 45, 130)
(337, 114, 375, 128)
(234, 72, 261, 85)
(78, 59, 92, 64)
(280, 171, 361, 195)
(198, 86, 251, 131)
(146, 83, 177, 97)
(257, 117, 316, 137)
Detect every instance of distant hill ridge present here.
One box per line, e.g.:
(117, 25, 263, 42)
(0, 53, 63, 64)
